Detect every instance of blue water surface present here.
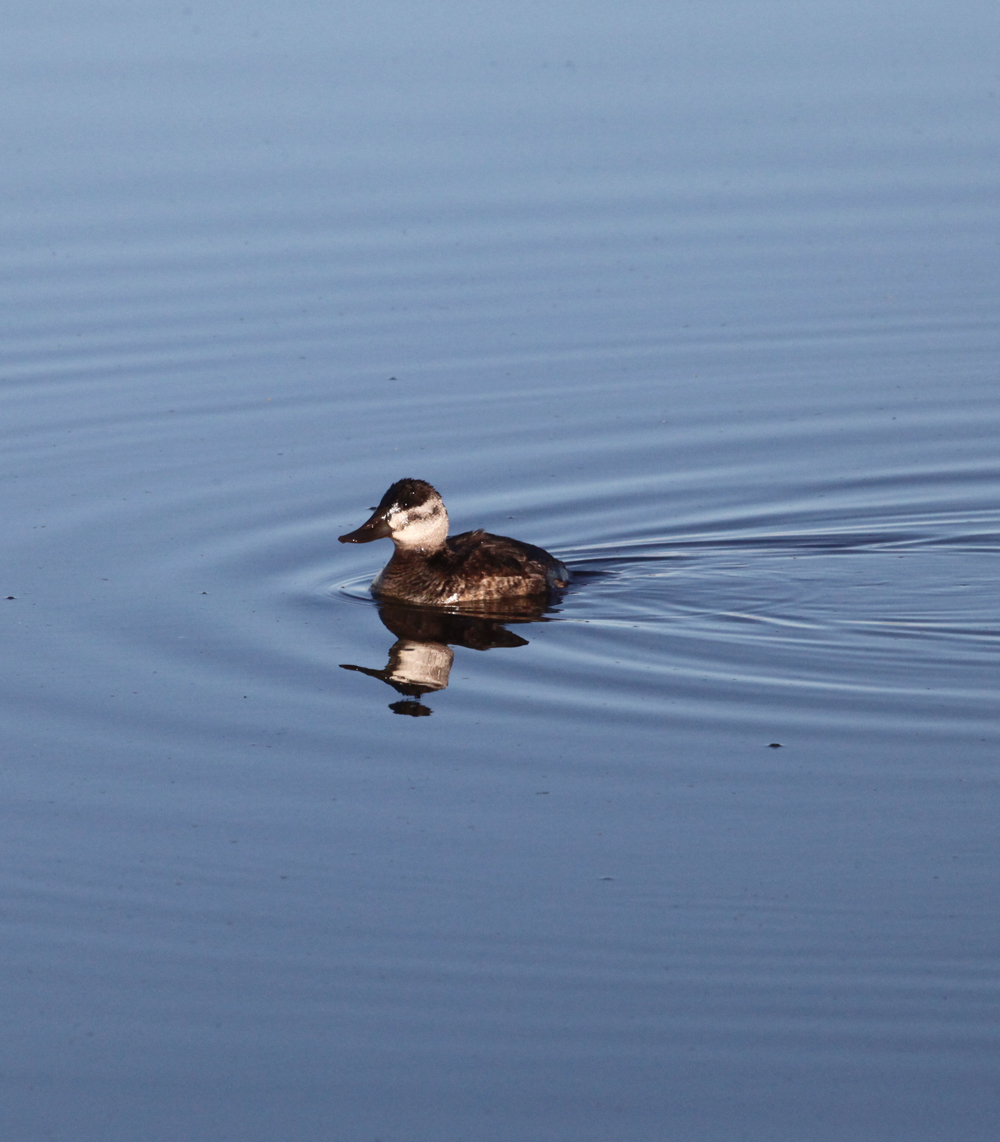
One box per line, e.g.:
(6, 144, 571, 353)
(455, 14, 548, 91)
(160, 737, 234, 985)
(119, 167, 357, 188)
(2, 2, 998, 1139)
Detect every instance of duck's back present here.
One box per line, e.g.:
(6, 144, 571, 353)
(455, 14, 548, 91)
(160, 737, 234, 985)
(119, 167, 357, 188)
(375, 529, 570, 603)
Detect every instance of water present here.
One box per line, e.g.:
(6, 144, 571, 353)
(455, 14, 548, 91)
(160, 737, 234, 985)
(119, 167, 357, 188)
(2, 2, 998, 1138)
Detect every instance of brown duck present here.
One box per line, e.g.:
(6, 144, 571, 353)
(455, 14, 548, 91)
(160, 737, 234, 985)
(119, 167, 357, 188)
(339, 478, 570, 605)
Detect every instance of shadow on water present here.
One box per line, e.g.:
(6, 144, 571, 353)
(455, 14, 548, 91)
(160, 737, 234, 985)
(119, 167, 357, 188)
(339, 596, 560, 715)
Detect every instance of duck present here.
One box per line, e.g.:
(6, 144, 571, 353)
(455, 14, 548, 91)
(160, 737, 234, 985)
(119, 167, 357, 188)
(339, 478, 570, 605)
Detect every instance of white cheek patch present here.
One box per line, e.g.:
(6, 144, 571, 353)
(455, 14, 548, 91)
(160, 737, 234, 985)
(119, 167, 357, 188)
(388, 502, 449, 549)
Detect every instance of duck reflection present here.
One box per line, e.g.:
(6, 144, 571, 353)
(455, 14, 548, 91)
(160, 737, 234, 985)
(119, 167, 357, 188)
(340, 598, 551, 716)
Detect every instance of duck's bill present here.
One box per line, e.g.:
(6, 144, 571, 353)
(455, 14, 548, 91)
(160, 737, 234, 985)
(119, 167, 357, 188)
(338, 514, 392, 543)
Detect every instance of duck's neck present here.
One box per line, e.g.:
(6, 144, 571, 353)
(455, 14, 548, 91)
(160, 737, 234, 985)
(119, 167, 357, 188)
(392, 536, 447, 556)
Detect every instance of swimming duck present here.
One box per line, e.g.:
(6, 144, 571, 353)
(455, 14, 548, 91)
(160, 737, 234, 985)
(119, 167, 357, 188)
(339, 478, 570, 605)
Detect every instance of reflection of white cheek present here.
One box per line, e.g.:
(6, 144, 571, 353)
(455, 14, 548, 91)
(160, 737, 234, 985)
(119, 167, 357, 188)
(391, 641, 454, 691)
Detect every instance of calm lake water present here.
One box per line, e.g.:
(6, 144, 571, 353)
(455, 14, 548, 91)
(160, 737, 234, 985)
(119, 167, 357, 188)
(2, 2, 998, 1139)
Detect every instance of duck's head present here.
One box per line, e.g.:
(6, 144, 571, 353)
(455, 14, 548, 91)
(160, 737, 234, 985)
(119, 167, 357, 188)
(339, 478, 449, 551)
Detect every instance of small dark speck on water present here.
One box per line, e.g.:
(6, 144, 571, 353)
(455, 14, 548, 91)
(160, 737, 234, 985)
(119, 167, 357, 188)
(768, 742, 783, 748)
(6, 596, 14, 600)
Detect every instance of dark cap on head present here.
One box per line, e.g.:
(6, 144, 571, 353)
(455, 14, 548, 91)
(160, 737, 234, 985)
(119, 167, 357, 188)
(375, 478, 438, 513)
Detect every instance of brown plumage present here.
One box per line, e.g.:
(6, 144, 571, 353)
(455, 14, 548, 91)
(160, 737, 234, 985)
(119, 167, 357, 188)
(339, 478, 570, 605)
